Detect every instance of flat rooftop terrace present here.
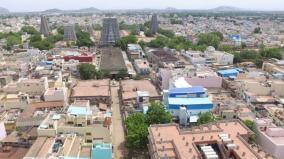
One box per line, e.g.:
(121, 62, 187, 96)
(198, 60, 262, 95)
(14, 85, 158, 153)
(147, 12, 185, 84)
(149, 120, 273, 159)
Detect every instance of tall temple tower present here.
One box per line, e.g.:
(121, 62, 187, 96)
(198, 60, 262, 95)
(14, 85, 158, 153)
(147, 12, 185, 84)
(100, 18, 120, 46)
(40, 16, 50, 37)
(150, 14, 159, 35)
(63, 25, 77, 41)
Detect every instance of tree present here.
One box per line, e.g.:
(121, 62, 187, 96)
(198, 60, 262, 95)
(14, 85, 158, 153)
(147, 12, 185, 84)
(260, 47, 282, 59)
(253, 27, 262, 34)
(116, 35, 138, 51)
(218, 45, 233, 52)
(78, 63, 97, 80)
(76, 29, 94, 47)
(57, 26, 64, 35)
(117, 68, 128, 79)
(145, 102, 172, 125)
(197, 112, 215, 125)
(138, 40, 146, 50)
(243, 120, 257, 143)
(243, 120, 255, 131)
(21, 26, 40, 35)
(30, 34, 42, 43)
(198, 33, 221, 49)
(158, 28, 175, 38)
(125, 113, 149, 149)
(211, 31, 224, 41)
(241, 42, 247, 49)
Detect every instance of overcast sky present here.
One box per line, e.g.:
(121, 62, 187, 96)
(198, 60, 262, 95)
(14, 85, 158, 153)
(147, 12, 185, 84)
(1, 0, 284, 12)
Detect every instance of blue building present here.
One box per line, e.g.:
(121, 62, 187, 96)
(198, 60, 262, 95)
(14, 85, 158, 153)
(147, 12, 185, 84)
(164, 87, 213, 125)
(217, 69, 239, 78)
(92, 143, 112, 159)
(168, 87, 206, 98)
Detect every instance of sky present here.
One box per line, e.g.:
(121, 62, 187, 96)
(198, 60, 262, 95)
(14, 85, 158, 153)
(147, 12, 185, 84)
(1, 0, 284, 12)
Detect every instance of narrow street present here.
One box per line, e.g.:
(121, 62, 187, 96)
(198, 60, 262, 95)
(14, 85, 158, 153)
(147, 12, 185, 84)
(111, 85, 128, 158)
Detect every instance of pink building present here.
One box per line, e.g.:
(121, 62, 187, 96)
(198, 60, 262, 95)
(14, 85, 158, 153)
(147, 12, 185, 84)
(186, 71, 222, 88)
(256, 118, 284, 159)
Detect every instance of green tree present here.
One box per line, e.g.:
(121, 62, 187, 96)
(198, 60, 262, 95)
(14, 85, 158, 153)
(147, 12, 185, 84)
(146, 102, 172, 125)
(218, 45, 233, 52)
(78, 63, 97, 80)
(76, 28, 94, 47)
(260, 47, 282, 59)
(198, 33, 221, 49)
(241, 42, 247, 49)
(158, 28, 175, 38)
(197, 112, 215, 125)
(57, 26, 64, 35)
(94, 24, 102, 31)
(21, 26, 40, 35)
(116, 35, 138, 51)
(117, 68, 128, 79)
(253, 27, 262, 34)
(211, 31, 224, 41)
(138, 40, 146, 50)
(243, 120, 257, 143)
(125, 113, 149, 149)
(30, 34, 42, 43)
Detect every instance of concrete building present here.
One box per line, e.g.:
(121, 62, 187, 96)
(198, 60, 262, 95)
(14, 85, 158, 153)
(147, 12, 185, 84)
(100, 18, 120, 46)
(17, 77, 49, 96)
(134, 59, 150, 75)
(37, 102, 111, 144)
(120, 80, 160, 105)
(147, 49, 179, 68)
(71, 80, 111, 106)
(24, 135, 92, 159)
(186, 70, 222, 88)
(16, 101, 64, 127)
(164, 87, 213, 125)
(127, 44, 144, 59)
(205, 46, 234, 65)
(255, 118, 284, 159)
(44, 87, 68, 103)
(148, 120, 273, 159)
(0, 93, 29, 110)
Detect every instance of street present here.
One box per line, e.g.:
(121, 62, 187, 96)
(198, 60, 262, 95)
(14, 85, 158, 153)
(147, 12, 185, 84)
(111, 85, 128, 158)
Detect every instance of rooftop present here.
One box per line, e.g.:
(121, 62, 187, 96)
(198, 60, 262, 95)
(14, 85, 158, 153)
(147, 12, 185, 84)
(71, 80, 110, 98)
(121, 80, 160, 101)
(169, 86, 205, 95)
(148, 120, 271, 159)
(100, 47, 127, 72)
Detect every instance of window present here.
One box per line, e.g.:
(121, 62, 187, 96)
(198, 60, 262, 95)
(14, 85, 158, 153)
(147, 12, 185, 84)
(86, 132, 91, 136)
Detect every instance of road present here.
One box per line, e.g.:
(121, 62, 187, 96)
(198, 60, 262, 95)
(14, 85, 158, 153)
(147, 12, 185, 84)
(111, 85, 128, 158)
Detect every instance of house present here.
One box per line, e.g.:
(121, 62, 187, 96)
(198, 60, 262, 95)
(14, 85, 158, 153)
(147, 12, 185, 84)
(71, 80, 111, 106)
(134, 59, 150, 75)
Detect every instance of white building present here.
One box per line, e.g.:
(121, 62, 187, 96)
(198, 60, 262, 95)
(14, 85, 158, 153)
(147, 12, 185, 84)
(44, 87, 68, 103)
(205, 46, 234, 65)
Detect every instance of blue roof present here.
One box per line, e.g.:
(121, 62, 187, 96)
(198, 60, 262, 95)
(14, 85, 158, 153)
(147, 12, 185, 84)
(67, 106, 92, 115)
(169, 86, 205, 94)
(217, 69, 239, 75)
(168, 97, 212, 105)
